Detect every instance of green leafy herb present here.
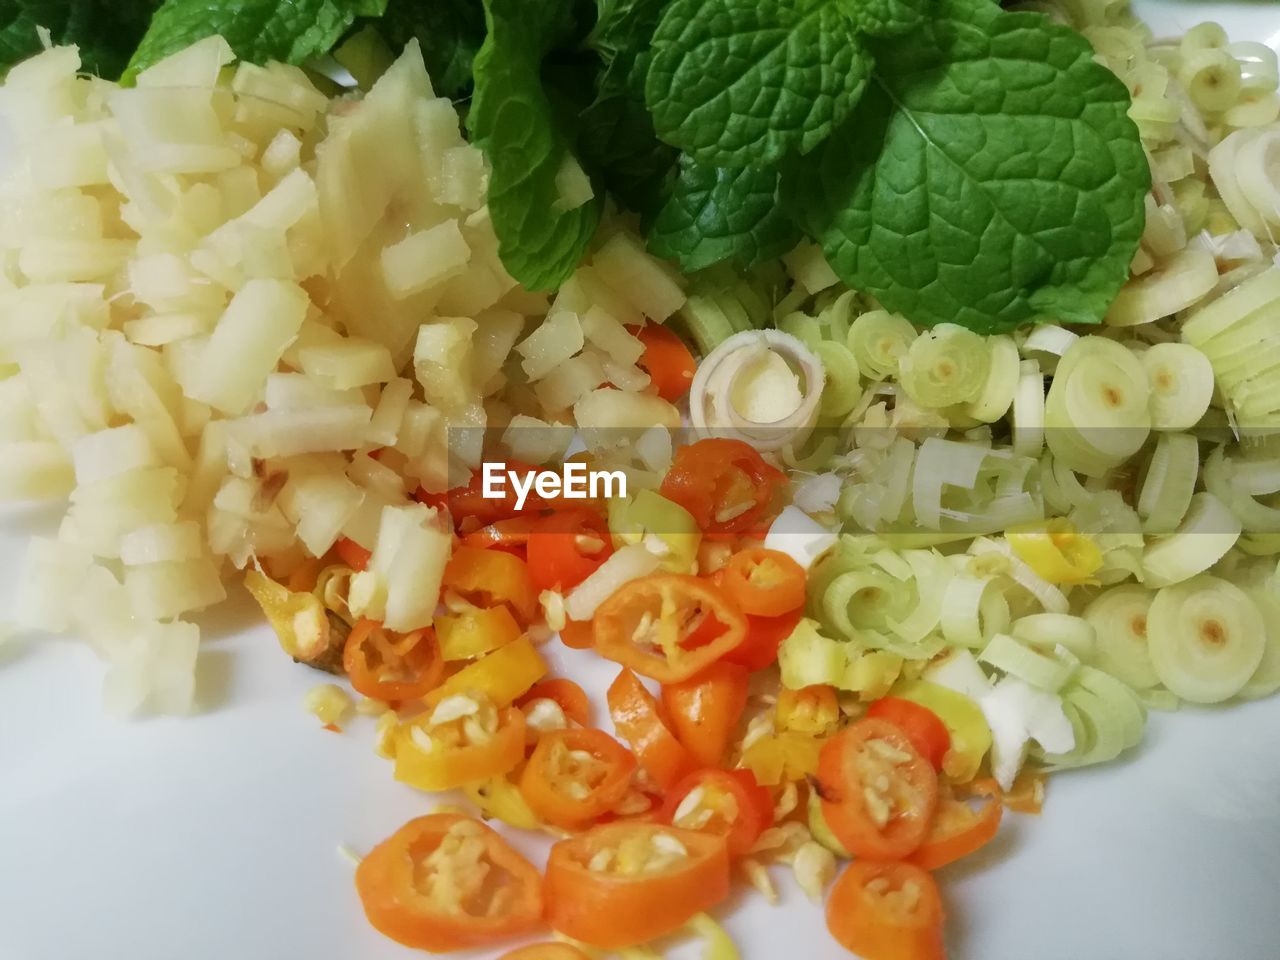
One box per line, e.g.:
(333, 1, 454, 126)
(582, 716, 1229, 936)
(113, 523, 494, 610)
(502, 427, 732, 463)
(838, 0, 930, 38)
(125, 0, 387, 82)
(577, 0, 675, 216)
(1, 0, 159, 78)
(650, 156, 799, 272)
(645, 0, 870, 168)
(468, 0, 601, 291)
(376, 0, 484, 101)
(782, 0, 1148, 332)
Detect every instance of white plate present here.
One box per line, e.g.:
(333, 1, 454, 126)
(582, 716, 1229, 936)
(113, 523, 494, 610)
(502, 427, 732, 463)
(3, 5, 1280, 959)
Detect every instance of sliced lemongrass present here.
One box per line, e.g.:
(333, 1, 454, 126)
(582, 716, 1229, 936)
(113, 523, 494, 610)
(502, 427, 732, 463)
(1201, 447, 1280, 533)
(1019, 324, 1077, 372)
(1207, 128, 1270, 238)
(940, 573, 1010, 648)
(1011, 360, 1045, 459)
(911, 437, 992, 530)
(1225, 90, 1280, 128)
(1010, 613, 1097, 660)
(1141, 342, 1214, 430)
(885, 549, 953, 646)
(1147, 574, 1265, 703)
(1149, 144, 1195, 183)
(963, 334, 1019, 423)
(847, 310, 916, 380)
(898, 323, 991, 409)
(1045, 336, 1151, 477)
(1227, 41, 1280, 95)
(1179, 21, 1229, 56)
(1142, 491, 1242, 587)
(815, 341, 863, 418)
(1137, 432, 1198, 533)
(1081, 583, 1160, 690)
(968, 537, 1069, 614)
(1179, 48, 1243, 113)
(1141, 195, 1187, 258)
(1105, 248, 1217, 327)
(1233, 128, 1280, 233)
(689, 329, 825, 451)
(978, 633, 1075, 693)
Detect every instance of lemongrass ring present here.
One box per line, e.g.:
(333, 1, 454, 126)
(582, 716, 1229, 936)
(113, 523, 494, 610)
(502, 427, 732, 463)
(1011, 360, 1045, 459)
(847, 310, 916, 380)
(1147, 574, 1265, 703)
(963, 334, 1020, 423)
(898, 323, 991, 409)
(1142, 342, 1214, 430)
(1104, 248, 1217, 326)
(1010, 612, 1097, 659)
(689, 329, 825, 451)
(1137, 432, 1199, 533)
(941, 574, 1011, 648)
(1141, 491, 1242, 587)
(1081, 583, 1161, 689)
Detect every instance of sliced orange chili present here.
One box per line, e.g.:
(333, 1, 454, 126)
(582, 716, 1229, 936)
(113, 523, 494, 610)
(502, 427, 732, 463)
(632, 322, 697, 402)
(544, 823, 730, 949)
(826, 860, 945, 960)
(719, 546, 806, 617)
(660, 768, 774, 856)
(334, 536, 372, 572)
(498, 944, 592, 960)
(659, 438, 786, 537)
(394, 706, 526, 792)
(725, 607, 803, 671)
(355, 814, 543, 953)
(816, 718, 939, 861)
(519, 678, 592, 727)
(607, 668, 699, 791)
(462, 514, 542, 551)
(559, 617, 595, 650)
(593, 574, 747, 683)
(527, 510, 614, 593)
(661, 661, 749, 768)
(519, 727, 637, 829)
(867, 697, 952, 772)
(909, 778, 1003, 871)
(443, 545, 538, 624)
(343, 619, 443, 701)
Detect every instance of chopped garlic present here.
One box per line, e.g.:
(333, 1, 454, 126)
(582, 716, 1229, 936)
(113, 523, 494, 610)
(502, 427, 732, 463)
(304, 683, 352, 726)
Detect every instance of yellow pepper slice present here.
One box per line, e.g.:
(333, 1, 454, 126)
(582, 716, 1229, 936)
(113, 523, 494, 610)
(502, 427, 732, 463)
(1006, 519, 1103, 585)
(394, 706, 526, 791)
(424, 635, 547, 709)
(888, 678, 992, 783)
(436, 605, 522, 661)
(740, 731, 825, 785)
(608, 489, 702, 573)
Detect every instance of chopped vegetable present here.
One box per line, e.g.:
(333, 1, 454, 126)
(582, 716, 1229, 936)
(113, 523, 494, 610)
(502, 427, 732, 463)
(354, 814, 543, 952)
(816, 718, 939, 860)
(520, 728, 637, 828)
(543, 823, 731, 949)
(826, 860, 945, 960)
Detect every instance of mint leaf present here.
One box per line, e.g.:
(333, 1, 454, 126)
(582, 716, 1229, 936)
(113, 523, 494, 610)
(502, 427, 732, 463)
(646, 0, 870, 167)
(578, 0, 676, 216)
(126, 0, 387, 81)
(377, 0, 484, 101)
(2, 1, 158, 78)
(782, 0, 1148, 333)
(838, 0, 930, 38)
(468, 0, 601, 291)
(650, 156, 798, 272)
